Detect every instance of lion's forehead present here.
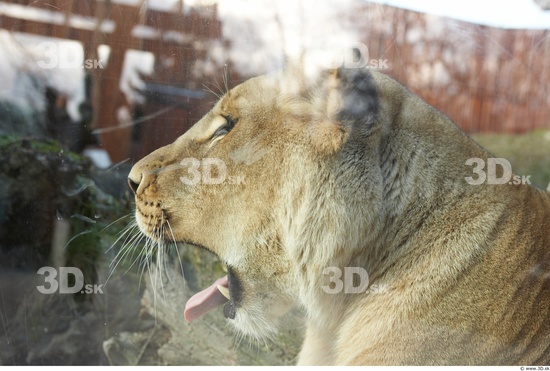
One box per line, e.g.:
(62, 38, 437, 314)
(226, 80, 281, 110)
(228, 72, 322, 106)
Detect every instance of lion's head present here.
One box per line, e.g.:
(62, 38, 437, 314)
(127, 68, 384, 339)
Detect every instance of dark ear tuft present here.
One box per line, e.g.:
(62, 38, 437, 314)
(306, 68, 379, 156)
(336, 68, 379, 127)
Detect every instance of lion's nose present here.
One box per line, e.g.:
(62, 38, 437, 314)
(127, 178, 139, 194)
(127, 167, 143, 194)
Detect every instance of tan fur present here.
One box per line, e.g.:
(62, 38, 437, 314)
(128, 68, 550, 365)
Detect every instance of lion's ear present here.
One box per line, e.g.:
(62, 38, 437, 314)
(333, 68, 379, 130)
(308, 68, 379, 156)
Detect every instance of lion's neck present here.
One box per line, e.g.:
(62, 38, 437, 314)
(291, 118, 493, 334)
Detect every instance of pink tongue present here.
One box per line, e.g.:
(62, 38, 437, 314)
(184, 276, 229, 323)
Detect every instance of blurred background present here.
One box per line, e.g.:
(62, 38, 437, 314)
(0, 0, 549, 365)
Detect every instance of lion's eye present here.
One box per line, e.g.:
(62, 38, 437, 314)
(213, 115, 238, 138)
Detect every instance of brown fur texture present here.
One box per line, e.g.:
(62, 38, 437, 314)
(128, 68, 550, 365)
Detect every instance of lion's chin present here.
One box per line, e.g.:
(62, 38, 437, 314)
(230, 307, 281, 341)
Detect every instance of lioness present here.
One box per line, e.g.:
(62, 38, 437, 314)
(127, 67, 550, 365)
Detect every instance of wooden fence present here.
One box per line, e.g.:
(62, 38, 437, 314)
(352, 3, 550, 133)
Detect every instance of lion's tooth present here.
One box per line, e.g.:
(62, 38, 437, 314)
(217, 285, 230, 300)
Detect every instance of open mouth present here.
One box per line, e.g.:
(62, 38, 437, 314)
(134, 214, 241, 323)
(184, 267, 240, 323)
